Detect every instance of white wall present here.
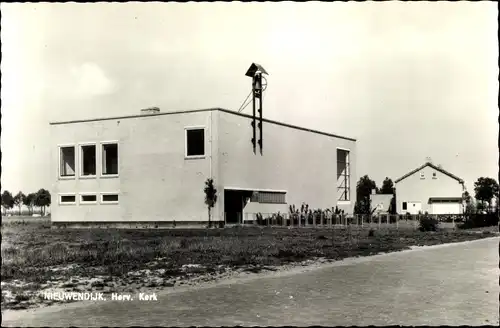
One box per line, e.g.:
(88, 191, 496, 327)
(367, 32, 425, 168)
(430, 203, 462, 215)
(217, 110, 357, 217)
(50, 110, 215, 223)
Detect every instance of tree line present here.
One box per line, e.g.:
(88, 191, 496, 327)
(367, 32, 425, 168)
(1, 189, 51, 216)
(354, 176, 499, 215)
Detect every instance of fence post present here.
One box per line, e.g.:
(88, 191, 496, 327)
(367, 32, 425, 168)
(329, 213, 332, 228)
(378, 215, 381, 229)
(396, 215, 399, 230)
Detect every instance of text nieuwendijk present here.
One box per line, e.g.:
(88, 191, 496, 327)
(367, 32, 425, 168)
(42, 292, 158, 301)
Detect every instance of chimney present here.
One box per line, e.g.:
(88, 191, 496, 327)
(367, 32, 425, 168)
(140, 107, 160, 115)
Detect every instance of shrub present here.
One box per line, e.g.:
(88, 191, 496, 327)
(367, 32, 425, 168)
(418, 216, 439, 232)
(457, 213, 499, 229)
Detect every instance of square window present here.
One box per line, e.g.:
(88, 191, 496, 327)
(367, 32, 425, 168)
(81, 145, 96, 176)
(60, 147, 76, 177)
(185, 128, 205, 157)
(102, 143, 119, 175)
(60, 195, 76, 204)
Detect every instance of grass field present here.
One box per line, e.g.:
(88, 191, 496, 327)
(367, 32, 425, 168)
(1, 216, 498, 311)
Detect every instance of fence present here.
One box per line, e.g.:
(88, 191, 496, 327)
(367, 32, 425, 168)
(224, 213, 464, 230)
(2, 208, 50, 217)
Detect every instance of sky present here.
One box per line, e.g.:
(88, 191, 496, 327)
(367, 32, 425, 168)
(1, 2, 498, 196)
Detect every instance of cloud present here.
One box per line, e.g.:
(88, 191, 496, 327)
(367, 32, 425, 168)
(69, 62, 117, 97)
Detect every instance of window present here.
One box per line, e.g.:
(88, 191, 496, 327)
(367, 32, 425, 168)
(60, 194, 76, 204)
(80, 194, 97, 204)
(402, 202, 407, 210)
(337, 149, 350, 201)
(432, 172, 437, 179)
(185, 128, 205, 157)
(252, 191, 286, 204)
(101, 193, 119, 204)
(102, 143, 119, 176)
(60, 146, 76, 177)
(420, 172, 425, 179)
(81, 144, 96, 176)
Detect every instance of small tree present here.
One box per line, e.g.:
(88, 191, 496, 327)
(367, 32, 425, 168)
(462, 191, 473, 215)
(35, 189, 51, 216)
(1, 190, 15, 215)
(204, 178, 217, 228)
(14, 191, 26, 216)
(354, 175, 377, 215)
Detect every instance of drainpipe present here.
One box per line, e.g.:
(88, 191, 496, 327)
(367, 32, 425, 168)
(210, 111, 213, 179)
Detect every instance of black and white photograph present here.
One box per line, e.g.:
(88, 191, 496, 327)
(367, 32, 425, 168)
(1, 2, 498, 326)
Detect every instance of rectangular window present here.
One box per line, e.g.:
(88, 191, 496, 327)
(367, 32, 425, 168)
(60, 146, 76, 177)
(420, 172, 425, 179)
(81, 144, 96, 176)
(185, 128, 205, 157)
(60, 194, 76, 204)
(432, 172, 437, 179)
(256, 191, 286, 204)
(402, 202, 407, 210)
(102, 143, 119, 176)
(101, 193, 119, 204)
(80, 194, 97, 204)
(337, 149, 350, 201)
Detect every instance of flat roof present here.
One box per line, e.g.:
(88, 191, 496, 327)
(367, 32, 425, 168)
(49, 107, 357, 142)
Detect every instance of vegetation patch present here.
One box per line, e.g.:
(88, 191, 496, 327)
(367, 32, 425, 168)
(1, 218, 497, 311)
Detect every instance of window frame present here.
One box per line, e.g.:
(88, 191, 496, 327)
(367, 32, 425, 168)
(79, 142, 98, 178)
(80, 192, 98, 205)
(184, 126, 206, 159)
(402, 202, 408, 210)
(336, 147, 351, 203)
(100, 141, 119, 178)
(100, 192, 120, 205)
(58, 144, 77, 180)
(59, 193, 77, 205)
(255, 191, 287, 204)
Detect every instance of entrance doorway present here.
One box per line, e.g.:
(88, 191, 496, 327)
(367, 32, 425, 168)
(224, 189, 252, 224)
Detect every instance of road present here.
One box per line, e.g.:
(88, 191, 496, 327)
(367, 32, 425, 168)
(2, 237, 498, 326)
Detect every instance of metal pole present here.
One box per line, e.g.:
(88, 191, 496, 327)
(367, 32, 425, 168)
(252, 76, 257, 154)
(258, 73, 263, 155)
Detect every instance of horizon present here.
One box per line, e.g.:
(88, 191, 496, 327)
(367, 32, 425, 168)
(1, 2, 498, 196)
